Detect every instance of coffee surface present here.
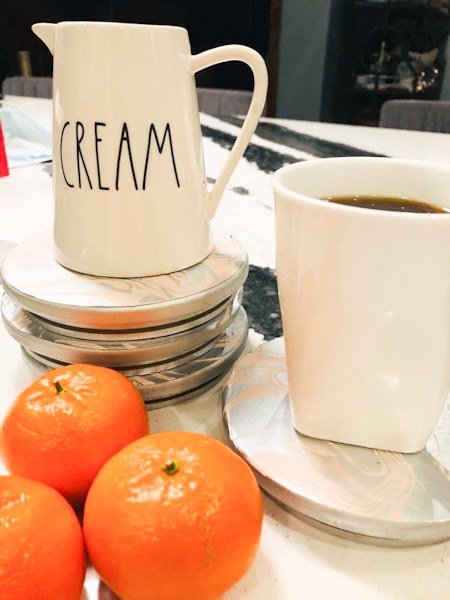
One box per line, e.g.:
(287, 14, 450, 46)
(323, 195, 448, 214)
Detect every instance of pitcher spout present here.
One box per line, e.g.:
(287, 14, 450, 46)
(32, 23, 56, 55)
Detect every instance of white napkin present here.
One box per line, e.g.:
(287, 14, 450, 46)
(0, 107, 52, 168)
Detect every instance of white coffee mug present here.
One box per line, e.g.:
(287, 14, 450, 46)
(33, 22, 268, 277)
(272, 157, 450, 453)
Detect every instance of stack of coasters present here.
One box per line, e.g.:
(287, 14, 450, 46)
(1, 230, 249, 406)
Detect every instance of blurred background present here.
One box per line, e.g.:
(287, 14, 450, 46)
(1, 0, 450, 125)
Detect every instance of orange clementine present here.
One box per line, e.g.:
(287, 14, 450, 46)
(0, 474, 86, 600)
(83, 431, 263, 600)
(0, 364, 149, 506)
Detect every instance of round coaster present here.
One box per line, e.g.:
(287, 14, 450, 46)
(27, 291, 240, 341)
(21, 348, 226, 409)
(2, 292, 241, 368)
(22, 308, 248, 405)
(223, 337, 450, 547)
(21, 337, 217, 377)
(1, 230, 248, 329)
(130, 307, 248, 402)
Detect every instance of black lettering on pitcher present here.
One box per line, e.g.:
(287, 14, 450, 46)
(60, 121, 74, 188)
(142, 123, 180, 190)
(94, 122, 109, 190)
(59, 121, 180, 192)
(115, 123, 138, 191)
(76, 122, 93, 189)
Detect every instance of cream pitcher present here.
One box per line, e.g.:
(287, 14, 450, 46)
(33, 22, 268, 277)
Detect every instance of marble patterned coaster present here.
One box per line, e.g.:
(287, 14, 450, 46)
(2, 292, 241, 368)
(223, 337, 450, 546)
(27, 291, 240, 341)
(23, 308, 249, 405)
(22, 348, 225, 410)
(22, 338, 218, 378)
(0, 230, 248, 329)
(130, 308, 248, 402)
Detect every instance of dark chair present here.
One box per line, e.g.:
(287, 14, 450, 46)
(2, 76, 53, 99)
(197, 87, 266, 117)
(379, 99, 450, 133)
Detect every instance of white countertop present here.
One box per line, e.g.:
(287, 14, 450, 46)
(1, 95, 450, 600)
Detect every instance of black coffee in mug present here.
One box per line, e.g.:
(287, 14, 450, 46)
(323, 195, 449, 214)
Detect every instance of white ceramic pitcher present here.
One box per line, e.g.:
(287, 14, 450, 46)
(33, 21, 268, 277)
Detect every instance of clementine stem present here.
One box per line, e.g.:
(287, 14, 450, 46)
(162, 460, 179, 475)
(54, 380, 66, 395)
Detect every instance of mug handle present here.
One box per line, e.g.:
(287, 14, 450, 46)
(190, 45, 268, 219)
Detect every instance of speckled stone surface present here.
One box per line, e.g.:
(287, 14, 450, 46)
(243, 265, 281, 340)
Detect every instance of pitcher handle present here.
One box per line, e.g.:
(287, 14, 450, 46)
(190, 45, 268, 219)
